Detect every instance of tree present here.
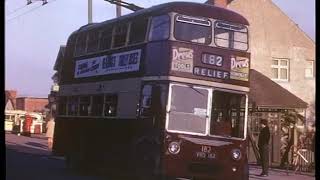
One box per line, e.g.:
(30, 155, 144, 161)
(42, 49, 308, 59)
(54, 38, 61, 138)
(279, 110, 304, 168)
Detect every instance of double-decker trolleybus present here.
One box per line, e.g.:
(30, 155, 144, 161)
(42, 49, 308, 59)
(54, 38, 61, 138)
(53, 1, 250, 180)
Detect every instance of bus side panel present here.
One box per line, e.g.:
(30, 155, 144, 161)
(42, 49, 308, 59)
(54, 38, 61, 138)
(53, 117, 156, 171)
(145, 41, 171, 76)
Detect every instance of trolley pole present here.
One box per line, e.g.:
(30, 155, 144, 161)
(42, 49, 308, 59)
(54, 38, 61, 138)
(88, 0, 93, 23)
(116, 0, 121, 17)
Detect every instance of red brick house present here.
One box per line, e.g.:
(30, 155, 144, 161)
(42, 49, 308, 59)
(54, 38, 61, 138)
(15, 97, 49, 113)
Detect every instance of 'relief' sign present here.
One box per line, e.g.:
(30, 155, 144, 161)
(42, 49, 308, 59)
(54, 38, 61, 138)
(74, 49, 141, 78)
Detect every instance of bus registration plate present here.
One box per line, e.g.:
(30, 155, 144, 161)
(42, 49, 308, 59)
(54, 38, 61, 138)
(196, 146, 216, 159)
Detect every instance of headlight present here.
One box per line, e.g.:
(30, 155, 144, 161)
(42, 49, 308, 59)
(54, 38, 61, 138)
(168, 142, 180, 154)
(231, 149, 241, 160)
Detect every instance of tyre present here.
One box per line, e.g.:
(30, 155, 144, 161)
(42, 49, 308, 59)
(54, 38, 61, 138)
(132, 141, 161, 180)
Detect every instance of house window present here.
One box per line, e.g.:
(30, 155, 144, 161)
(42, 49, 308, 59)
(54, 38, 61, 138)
(271, 58, 289, 81)
(305, 60, 314, 78)
(104, 94, 118, 117)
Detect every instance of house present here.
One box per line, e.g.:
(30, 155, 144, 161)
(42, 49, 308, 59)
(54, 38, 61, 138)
(16, 97, 49, 113)
(5, 90, 17, 110)
(226, 0, 315, 123)
(206, 0, 315, 167)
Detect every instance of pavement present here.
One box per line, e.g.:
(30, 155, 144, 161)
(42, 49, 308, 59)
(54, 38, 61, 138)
(248, 165, 315, 180)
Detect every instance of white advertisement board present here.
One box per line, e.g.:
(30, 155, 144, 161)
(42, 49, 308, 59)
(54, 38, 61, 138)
(74, 49, 141, 78)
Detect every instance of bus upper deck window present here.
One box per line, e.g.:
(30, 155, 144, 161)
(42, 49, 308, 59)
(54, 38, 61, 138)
(214, 21, 248, 51)
(75, 33, 87, 56)
(87, 31, 99, 53)
(113, 24, 128, 48)
(149, 15, 170, 41)
(99, 27, 113, 51)
(129, 18, 148, 45)
(174, 15, 211, 44)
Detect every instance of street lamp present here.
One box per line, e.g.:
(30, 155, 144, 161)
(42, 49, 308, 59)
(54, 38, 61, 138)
(26, 0, 48, 6)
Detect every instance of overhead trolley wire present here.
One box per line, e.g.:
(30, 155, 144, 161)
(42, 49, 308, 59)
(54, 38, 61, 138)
(6, 4, 29, 17)
(6, 0, 59, 23)
(6, 4, 42, 23)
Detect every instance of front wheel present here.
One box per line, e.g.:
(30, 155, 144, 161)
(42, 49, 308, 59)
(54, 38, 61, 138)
(243, 161, 249, 180)
(132, 141, 161, 180)
(65, 152, 83, 173)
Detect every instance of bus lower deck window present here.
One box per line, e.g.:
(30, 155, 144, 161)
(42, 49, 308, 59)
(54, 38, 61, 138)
(58, 97, 67, 115)
(104, 94, 118, 117)
(91, 95, 104, 116)
(79, 96, 90, 116)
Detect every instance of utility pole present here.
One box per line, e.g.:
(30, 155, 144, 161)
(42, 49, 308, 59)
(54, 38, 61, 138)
(88, 0, 92, 23)
(116, 0, 121, 17)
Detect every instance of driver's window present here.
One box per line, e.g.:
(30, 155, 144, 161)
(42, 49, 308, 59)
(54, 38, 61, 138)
(139, 83, 167, 118)
(140, 84, 153, 117)
(210, 90, 246, 138)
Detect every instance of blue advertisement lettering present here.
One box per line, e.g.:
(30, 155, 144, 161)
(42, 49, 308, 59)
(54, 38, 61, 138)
(102, 56, 116, 69)
(119, 54, 129, 66)
(128, 52, 139, 65)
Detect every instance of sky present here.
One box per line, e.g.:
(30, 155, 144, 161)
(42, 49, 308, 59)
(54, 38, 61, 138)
(5, 0, 315, 97)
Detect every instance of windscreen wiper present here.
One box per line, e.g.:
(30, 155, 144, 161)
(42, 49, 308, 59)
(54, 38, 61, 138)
(104, 0, 144, 12)
(188, 85, 205, 97)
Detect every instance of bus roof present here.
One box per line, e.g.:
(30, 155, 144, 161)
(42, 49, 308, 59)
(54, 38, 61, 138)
(73, 1, 249, 34)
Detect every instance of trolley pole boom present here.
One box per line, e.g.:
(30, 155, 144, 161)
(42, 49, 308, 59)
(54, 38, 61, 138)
(104, 0, 144, 12)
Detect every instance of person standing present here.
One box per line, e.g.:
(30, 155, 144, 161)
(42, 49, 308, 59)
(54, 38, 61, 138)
(258, 118, 270, 177)
(46, 117, 55, 151)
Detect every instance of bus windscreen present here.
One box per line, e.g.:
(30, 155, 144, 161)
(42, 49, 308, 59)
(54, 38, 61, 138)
(168, 85, 208, 134)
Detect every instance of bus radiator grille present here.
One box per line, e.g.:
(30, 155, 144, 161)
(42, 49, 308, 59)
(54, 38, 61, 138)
(188, 163, 221, 174)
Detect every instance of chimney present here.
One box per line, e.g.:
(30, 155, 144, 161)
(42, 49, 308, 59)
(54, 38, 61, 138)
(205, 0, 229, 8)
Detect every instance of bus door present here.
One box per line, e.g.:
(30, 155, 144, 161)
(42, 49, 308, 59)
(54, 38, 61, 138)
(139, 82, 168, 130)
(132, 82, 168, 178)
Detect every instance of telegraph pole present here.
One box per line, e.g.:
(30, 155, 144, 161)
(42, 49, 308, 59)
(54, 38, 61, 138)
(88, 0, 92, 23)
(116, 0, 121, 17)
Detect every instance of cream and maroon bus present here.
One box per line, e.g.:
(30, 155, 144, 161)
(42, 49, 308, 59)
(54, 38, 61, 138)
(53, 2, 250, 179)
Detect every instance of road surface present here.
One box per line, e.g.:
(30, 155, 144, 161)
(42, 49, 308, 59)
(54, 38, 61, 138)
(5, 133, 315, 180)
